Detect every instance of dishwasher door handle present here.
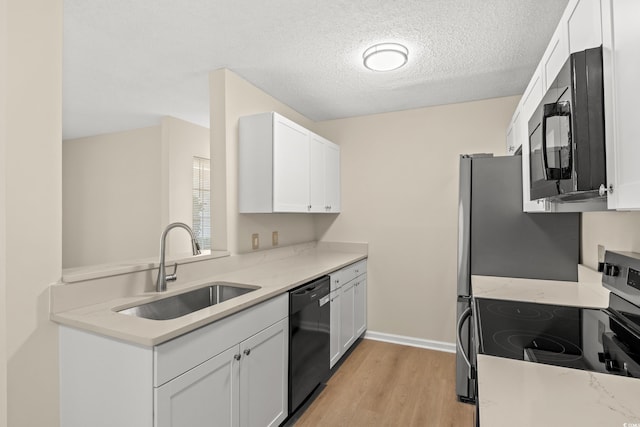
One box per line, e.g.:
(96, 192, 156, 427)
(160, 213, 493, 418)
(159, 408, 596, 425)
(319, 295, 330, 307)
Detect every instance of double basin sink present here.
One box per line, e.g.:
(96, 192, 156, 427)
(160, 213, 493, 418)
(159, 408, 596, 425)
(117, 282, 259, 320)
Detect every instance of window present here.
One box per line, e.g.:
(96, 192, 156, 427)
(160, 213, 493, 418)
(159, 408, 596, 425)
(192, 157, 211, 250)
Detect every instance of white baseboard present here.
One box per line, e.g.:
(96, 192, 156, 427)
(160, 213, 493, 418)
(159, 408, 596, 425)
(364, 330, 456, 353)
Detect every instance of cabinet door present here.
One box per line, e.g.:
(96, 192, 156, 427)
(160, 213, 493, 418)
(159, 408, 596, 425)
(324, 141, 341, 212)
(506, 120, 516, 155)
(239, 319, 288, 427)
(340, 281, 356, 353)
(567, 0, 602, 53)
(155, 346, 240, 427)
(541, 24, 569, 90)
(521, 65, 544, 122)
(517, 107, 548, 212)
(329, 289, 342, 369)
(273, 116, 310, 212)
(354, 277, 367, 338)
(308, 134, 326, 212)
(602, 0, 640, 210)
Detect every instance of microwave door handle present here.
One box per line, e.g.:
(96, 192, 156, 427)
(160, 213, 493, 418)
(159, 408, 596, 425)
(541, 103, 555, 181)
(542, 101, 572, 181)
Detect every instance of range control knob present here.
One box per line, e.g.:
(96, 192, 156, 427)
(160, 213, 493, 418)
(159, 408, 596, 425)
(604, 263, 620, 277)
(599, 352, 621, 372)
(605, 359, 620, 372)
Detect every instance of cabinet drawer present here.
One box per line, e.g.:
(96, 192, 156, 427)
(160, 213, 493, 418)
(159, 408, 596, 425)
(352, 259, 367, 278)
(154, 294, 288, 386)
(330, 259, 368, 291)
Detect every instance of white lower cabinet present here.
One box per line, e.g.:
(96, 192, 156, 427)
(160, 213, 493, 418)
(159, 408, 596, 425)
(329, 259, 367, 369)
(339, 280, 356, 353)
(155, 318, 288, 427)
(155, 346, 239, 427)
(239, 320, 288, 427)
(59, 294, 288, 427)
(354, 276, 367, 338)
(329, 288, 342, 368)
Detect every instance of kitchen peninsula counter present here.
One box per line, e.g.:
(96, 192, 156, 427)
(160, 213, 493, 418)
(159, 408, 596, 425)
(472, 271, 640, 426)
(51, 243, 367, 346)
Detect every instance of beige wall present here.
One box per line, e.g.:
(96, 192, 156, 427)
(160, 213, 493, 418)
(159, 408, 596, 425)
(5, 0, 62, 426)
(210, 69, 318, 254)
(164, 116, 211, 255)
(63, 117, 210, 267)
(315, 97, 520, 343)
(63, 126, 163, 267)
(0, 0, 7, 423)
(582, 211, 640, 269)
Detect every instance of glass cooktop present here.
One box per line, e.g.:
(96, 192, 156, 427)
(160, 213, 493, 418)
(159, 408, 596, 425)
(475, 297, 640, 378)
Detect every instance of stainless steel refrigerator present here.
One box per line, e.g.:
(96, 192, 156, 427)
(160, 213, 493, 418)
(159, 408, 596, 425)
(456, 154, 580, 403)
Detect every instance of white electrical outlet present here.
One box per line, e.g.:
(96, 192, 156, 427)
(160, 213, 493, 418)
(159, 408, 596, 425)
(252, 233, 259, 250)
(272, 231, 279, 246)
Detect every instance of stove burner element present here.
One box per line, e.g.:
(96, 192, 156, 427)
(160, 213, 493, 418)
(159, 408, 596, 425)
(491, 329, 584, 361)
(486, 301, 554, 321)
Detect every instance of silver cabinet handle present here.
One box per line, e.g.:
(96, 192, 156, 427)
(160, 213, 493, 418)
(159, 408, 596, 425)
(234, 354, 241, 361)
(456, 307, 475, 380)
(243, 349, 251, 356)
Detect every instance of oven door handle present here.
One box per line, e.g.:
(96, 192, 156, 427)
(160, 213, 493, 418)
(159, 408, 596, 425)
(456, 306, 475, 380)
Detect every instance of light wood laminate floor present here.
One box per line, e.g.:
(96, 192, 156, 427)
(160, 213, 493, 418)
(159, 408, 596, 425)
(295, 339, 475, 427)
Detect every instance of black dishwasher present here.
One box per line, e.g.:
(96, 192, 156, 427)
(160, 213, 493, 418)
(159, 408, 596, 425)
(288, 275, 330, 416)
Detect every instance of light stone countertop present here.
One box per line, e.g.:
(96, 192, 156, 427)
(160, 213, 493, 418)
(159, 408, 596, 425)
(472, 270, 640, 426)
(472, 267, 610, 308)
(477, 355, 640, 426)
(51, 248, 366, 346)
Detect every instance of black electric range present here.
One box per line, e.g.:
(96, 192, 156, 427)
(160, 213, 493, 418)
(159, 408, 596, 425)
(475, 250, 640, 379)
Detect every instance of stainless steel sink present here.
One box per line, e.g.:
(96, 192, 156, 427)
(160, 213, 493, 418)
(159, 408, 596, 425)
(117, 282, 260, 320)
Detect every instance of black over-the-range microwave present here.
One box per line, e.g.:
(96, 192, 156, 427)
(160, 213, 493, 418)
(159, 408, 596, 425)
(528, 46, 606, 202)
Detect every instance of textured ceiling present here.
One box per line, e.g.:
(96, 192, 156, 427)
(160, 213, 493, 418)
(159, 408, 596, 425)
(63, 0, 569, 139)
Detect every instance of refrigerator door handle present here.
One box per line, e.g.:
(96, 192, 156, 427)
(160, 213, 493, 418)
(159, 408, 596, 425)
(456, 306, 475, 380)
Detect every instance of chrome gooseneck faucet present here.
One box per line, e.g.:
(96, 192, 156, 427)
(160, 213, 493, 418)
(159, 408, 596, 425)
(156, 222, 201, 292)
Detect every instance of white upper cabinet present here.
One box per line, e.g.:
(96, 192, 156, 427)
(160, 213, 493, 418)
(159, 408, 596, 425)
(309, 133, 341, 213)
(602, 0, 640, 210)
(239, 112, 341, 213)
(309, 134, 325, 212)
(541, 0, 603, 91)
(516, 65, 548, 212)
(272, 116, 310, 212)
(511, 0, 608, 213)
(567, 0, 603, 53)
(506, 114, 517, 156)
(541, 23, 569, 92)
(521, 65, 544, 119)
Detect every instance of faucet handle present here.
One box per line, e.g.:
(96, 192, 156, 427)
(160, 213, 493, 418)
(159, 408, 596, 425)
(192, 239, 201, 255)
(166, 263, 178, 282)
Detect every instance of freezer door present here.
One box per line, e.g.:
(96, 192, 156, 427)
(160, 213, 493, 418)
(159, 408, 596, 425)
(455, 298, 476, 403)
(457, 156, 472, 297)
(470, 156, 579, 281)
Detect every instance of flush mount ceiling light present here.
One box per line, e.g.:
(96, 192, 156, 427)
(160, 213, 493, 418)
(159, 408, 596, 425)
(363, 43, 409, 72)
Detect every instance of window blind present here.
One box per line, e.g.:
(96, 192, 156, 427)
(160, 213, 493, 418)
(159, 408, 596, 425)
(192, 156, 211, 250)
